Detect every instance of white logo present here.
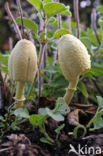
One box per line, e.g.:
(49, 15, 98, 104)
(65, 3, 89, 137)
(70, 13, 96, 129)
(69, 144, 101, 155)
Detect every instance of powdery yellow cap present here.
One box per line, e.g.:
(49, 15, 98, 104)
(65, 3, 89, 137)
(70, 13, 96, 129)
(58, 34, 91, 81)
(8, 39, 37, 83)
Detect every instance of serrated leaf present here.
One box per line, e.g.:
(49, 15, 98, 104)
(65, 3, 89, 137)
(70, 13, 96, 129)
(44, 2, 68, 17)
(54, 29, 70, 39)
(14, 108, 29, 119)
(16, 18, 38, 34)
(27, 0, 43, 11)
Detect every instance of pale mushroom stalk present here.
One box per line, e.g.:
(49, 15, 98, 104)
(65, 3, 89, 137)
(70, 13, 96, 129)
(15, 81, 25, 108)
(64, 77, 79, 104)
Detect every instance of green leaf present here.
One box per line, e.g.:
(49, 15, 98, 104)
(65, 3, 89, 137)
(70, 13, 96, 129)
(10, 122, 20, 131)
(53, 97, 70, 115)
(98, 5, 103, 12)
(48, 17, 56, 24)
(80, 37, 91, 52)
(92, 111, 103, 130)
(1, 66, 8, 74)
(87, 29, 98, 46)
(0, 116, 5, 121)
(78, 82, 88, 98)
(44, 2, 69, 17)
(46, 108, 64, 121)
(39, 98, 70, 122)
(16, 18, 38, 34)
(0, 122, 5, 128)
(54, 29, 70, 39)
(0, 54, 9, 65)
(96, 96, 103, 109)
(14, 108, 30, 119)
(29, 114, 47, 127)
(55, 123, 65, 134)
(43, 0, 52, 4)
(90, 65, 103, 76)
(60, 6, 71, 16)
(40, 137, 53, 145)
(27, 0, 43, 11)
(98, 5, 103, 15)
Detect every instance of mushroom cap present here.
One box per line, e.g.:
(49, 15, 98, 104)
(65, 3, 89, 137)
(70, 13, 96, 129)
(8, 39, 37, 83)
(58, 34, 91, 81)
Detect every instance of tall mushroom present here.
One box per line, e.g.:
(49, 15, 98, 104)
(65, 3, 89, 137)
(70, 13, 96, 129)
(8, 39, 37, 108)
(58, 34, 91, 105)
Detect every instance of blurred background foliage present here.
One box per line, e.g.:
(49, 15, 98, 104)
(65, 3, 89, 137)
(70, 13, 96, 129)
(0, 0, 103, 52)
(1, 0, 103, 107)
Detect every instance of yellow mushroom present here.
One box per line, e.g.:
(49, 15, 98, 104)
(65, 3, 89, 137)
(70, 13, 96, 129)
(8, 39, 37, 108)
(58, 34, 91, 105)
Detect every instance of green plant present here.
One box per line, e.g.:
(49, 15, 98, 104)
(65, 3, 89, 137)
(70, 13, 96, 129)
(87, 96, 103, 131)
(29, 97, 70, 146)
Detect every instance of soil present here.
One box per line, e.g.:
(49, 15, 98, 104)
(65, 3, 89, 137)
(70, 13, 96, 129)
(0, 97, 103, 156)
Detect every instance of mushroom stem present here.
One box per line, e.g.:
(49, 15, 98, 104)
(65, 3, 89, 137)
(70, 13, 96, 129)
(14, 81, 25, 108)
(64, 77, 79, 105)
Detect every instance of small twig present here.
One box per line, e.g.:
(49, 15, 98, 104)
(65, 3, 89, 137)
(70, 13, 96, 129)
(8, 102, 16, 113)
(0, 147, 12, 153)
(38, 43, 45, 67)
(68, 16, 72, 32)
(8, 37, 13, 51)
(16, 0, 25, 38)
(73, 0, 80, 38)
(5, 2, 22, 40)
(37, 62, 41, 101)
(37, 16, 46, 99)
(91, 8, 100, 45)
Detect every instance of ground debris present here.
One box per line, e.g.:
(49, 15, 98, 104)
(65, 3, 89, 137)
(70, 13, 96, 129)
(0, 134, 50, 156)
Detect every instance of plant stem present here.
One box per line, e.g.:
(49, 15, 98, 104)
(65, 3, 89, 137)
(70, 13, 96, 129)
(64, 77, 79, 105)
(5, 2, 22, 40)
(37, 62, 42, 100)
(38, 16, 46, 99)
(68, 16, 72, 32)
(16, 0, 25, 38)
(87, 107, 99, 128)
(40, 124, 55, 144)
(73, 0, 80, 38)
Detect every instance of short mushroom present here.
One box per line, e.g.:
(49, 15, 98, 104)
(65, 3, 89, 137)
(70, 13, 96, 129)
(57, 34, 91, 105)
(8, 39, 37, 108)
